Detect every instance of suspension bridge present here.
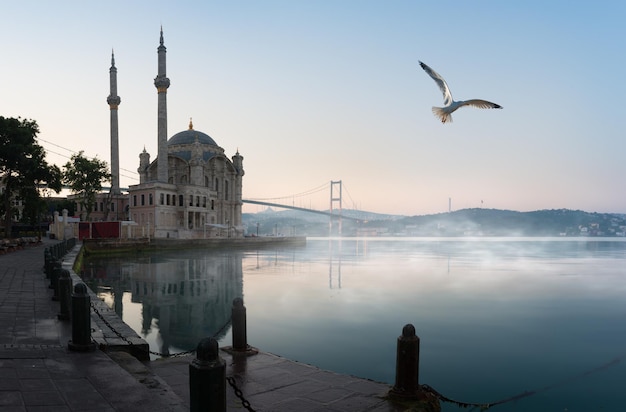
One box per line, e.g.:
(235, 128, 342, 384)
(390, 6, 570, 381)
(242, 180, 364, 223)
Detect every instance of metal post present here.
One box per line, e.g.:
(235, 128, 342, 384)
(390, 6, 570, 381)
(51, 261, 62, 300)
(390, 324, 420, 398)
(48, 258, 58, 288)
(68, 283, 96, 352)
(232, 298, 247, 351)
(57, 270, 72, 320)
(44, 249, 52, 279)
(189, 337, 226, 412)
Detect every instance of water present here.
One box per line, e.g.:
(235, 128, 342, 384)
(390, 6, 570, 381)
(80, 237, 626, 411)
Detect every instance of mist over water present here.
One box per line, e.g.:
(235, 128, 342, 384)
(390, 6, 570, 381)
(81, 237, 626, 411)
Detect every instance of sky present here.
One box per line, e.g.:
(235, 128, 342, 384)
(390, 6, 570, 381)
(2, 1, 625, 216)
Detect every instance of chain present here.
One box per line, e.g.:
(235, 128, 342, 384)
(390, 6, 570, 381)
(421, 354, 623, 410)
(212, 318, 233, 342)
(226, 376, 256, 412)
(420, 384, 494, 410)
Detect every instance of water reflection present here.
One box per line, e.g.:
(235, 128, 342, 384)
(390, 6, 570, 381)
(80, 249, 243, 355)
(329, 238, 342, 289)
(80, 238, 626, 411)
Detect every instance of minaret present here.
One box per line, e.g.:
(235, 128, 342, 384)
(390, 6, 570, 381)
(107, 50, 121, 194)
(138, 147, 150, 184)
(154, 27, 170, 183)
(232, 149, 245, 228)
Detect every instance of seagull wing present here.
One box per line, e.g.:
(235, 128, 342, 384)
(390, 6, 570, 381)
(458, 99, 502, 109)
(419, 61, 453, 106)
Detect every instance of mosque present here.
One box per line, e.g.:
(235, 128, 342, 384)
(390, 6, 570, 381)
(81, 28, 245, 239)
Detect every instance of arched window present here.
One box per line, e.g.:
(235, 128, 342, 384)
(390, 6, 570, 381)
(225, 180, 229, 201)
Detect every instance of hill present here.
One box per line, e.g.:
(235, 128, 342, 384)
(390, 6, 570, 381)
(392, 208, 626, 237)
(243, 207, 626, 237)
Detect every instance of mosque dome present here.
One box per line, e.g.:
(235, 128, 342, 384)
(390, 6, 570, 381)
(167, 119, 218, 147)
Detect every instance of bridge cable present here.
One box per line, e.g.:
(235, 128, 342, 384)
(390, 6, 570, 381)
(342, 183, 358, 210)
(247, 181, 329, 202)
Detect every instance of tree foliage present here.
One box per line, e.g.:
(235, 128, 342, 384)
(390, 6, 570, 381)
(0, 116, 62, 237)
(63, 151, 110, 220)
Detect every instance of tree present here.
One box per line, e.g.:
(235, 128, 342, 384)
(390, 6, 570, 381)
(45, 197, 76, 219)
(63, 151, 110, 220)
(0, 116, 62, 238)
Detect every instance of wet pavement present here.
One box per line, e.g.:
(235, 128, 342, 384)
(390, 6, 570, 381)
(152, 349, 399, 411)
(0, 237, 186, 411)
(0, 237, 438, 411)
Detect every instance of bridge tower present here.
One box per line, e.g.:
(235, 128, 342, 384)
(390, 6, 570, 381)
(329, 180, 342, 236)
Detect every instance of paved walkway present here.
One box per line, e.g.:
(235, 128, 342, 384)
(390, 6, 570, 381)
(0, 238, 438, 411)
(0, 238, 186, 411)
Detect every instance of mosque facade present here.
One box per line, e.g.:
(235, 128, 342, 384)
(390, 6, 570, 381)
(99, 29, 245, 239)
(127, 29, 244, 239)
(130, 120, 244, 239)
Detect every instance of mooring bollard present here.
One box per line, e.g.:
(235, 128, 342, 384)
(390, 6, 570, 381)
(189, 337, 226, 412)
(232, 297, 248, 351)
(44, 249, 52, 279)
(51, 262, 62, 301)
(390, 323, 421, 398)
(57, 270, 72, 321)
(68, 283, 96, 352)
(48, 255, 62, 289)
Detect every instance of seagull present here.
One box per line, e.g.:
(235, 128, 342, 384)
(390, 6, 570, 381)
(419, 61, 502, 123)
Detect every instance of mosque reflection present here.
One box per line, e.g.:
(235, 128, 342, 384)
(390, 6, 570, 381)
(80, 249, 243, 355)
